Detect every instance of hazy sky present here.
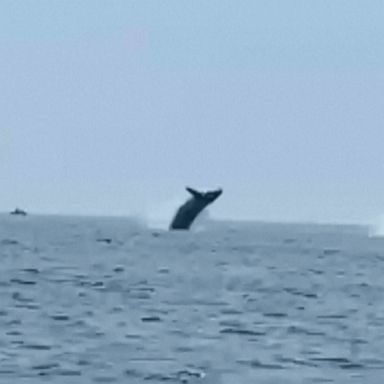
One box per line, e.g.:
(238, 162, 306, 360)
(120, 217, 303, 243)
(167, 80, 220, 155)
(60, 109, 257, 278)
(1, 1, 383, 223)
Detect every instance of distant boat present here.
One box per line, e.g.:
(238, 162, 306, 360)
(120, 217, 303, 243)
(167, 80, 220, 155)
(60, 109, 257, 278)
(10, 208, 27, 216)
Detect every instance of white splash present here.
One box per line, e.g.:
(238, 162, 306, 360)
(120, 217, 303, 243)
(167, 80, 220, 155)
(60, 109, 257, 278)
(368, 215, 384, 237)
(143, 193, 186, 230)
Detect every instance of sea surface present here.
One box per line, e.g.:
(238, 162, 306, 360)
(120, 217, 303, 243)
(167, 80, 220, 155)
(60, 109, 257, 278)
(1, 214, 384, 383)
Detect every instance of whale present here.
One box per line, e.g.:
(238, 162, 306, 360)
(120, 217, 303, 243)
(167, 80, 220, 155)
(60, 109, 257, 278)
(169, 187, 223, 230)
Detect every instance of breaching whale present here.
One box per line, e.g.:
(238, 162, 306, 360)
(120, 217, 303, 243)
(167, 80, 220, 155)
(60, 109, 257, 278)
(169, 187, 223, 230)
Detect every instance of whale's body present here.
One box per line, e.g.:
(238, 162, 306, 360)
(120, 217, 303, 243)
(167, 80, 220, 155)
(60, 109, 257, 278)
(169, 187, 223, 230)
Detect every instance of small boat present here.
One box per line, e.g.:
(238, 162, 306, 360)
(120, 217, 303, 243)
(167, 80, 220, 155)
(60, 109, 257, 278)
(10, 208, 27, 216)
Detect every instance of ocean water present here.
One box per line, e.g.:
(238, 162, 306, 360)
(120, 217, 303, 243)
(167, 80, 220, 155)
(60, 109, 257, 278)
(1, 214, 384, 383)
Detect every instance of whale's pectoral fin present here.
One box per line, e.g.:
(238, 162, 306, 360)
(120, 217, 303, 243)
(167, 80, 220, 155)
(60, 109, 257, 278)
(186, 187, 204, 199)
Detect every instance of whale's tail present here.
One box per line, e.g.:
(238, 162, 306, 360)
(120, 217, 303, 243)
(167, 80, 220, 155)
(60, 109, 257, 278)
(186, 187, 204, 199)
(186, 186, 223, 203)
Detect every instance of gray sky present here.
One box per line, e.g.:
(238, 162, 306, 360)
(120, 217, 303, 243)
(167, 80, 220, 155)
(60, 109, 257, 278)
(1, 1, 383, 224)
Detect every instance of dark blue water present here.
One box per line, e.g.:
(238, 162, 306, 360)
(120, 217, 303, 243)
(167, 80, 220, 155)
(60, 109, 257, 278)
(1, 214, 383, 383)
